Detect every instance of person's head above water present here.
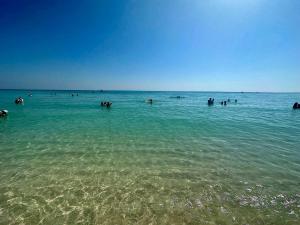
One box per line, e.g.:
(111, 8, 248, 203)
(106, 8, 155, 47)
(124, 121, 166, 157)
(0, 110, 8, 117)
(15, 97, 24, 104)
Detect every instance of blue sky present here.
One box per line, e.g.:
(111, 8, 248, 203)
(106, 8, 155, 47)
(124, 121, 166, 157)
(0, 0, 299, 91)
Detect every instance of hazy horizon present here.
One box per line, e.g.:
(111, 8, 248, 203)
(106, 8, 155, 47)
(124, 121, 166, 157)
(1, 88, 300, 94)
(1, 0, 299, 92)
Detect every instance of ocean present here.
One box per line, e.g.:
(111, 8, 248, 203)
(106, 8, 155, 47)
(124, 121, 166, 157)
(0, 90, 300, 225)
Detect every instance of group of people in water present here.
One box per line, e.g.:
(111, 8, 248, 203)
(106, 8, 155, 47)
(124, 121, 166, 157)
(1, 95, 300, 120)
(1, 97, 24, 117)
(293, 102, 300, 109)
(221, 99, 237, 105)
(100, 101, 112, 108)
(207, 98, 237, 106)
(208, 98, 215, 105)
(208, 99, 299, 109)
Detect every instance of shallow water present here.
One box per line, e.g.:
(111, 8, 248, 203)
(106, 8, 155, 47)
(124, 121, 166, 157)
(0, 90, 300, 225)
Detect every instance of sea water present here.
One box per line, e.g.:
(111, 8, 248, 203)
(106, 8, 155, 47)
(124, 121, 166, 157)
(0, 90, 300, 225)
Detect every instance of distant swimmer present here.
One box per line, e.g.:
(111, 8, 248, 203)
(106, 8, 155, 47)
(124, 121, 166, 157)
(15, 97, 24, 104)
(208, 98, 214, 106)
(170, 96, 185, 99)
(227, 99, 231, 103)
(146, 99, 153, 104)
(0, 110, 8, 117)
(221, 100, 228, 106)
(101, 101, 112, 108)
(293, 102, 300, 109)
(235, 99, 238, 103)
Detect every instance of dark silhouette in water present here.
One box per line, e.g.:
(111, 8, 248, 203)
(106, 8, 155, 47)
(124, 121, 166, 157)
(293, 102, 300, 109)
(235, 99, 238, 103)
(221, 100, 227, 106)
(15, 97, 24, 104)
(170, 96, 185, 99)
(146, 99, 153, 104)
(101, 101, 112, 108)
(0, 110, 8, 117)
(227, 99, 231, 103)
(208, 98, 214, 106)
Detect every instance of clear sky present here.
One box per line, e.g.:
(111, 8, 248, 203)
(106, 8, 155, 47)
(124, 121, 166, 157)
(0, 0, 299, 91)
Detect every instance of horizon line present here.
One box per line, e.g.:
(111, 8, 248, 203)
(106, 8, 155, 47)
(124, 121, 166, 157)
(0, 88, 300, 94)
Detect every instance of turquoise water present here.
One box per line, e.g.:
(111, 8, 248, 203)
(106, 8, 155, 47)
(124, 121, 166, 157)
(0, 90, 300, 225)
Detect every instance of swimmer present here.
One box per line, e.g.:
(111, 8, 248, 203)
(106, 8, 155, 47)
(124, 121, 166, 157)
(15, 97, 24, 104)
(293, 102, 299, 109)
(147, 99, 153, 104)
(0, 110, 8, 117)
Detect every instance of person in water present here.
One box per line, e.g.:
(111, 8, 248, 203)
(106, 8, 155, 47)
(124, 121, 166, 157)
(235, 99, 238, 103)
(224, 101, 227, 106)
(15, 97, 24, 104)
(147, 99, 153, 104)
(101, 101, 112, 108)
(0, 110, 8, 117)
(293, 102, 300, 109)
(208, 98, 214, 105)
